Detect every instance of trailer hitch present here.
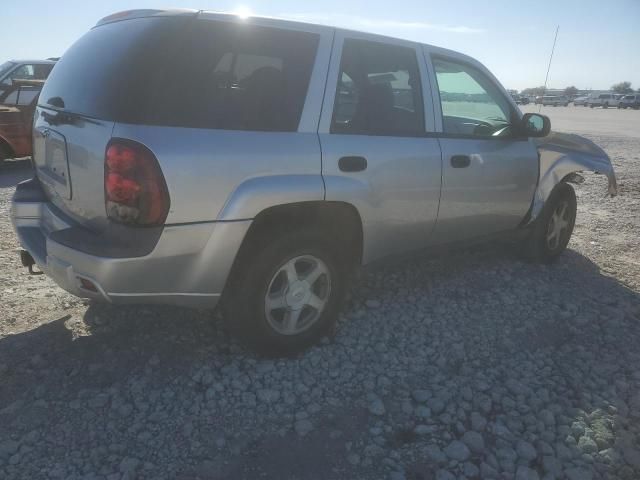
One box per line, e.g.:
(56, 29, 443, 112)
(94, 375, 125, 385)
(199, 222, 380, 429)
(20, 250, 43, 275)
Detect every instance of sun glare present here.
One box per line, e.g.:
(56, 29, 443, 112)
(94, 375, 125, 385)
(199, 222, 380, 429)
(233, 6, 252, 20)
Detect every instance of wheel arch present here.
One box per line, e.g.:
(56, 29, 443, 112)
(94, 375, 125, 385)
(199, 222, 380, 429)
(222, 200, 364, 304)
(526, 132, 618, 225)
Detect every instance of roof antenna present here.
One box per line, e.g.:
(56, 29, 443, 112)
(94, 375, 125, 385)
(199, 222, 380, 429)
(540, 25, 559, 112)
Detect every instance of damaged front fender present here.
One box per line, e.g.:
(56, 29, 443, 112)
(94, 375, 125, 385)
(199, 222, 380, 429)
(528, 132, 618, 223)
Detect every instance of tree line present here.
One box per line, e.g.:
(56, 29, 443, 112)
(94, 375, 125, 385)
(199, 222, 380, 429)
(520, 82, 637, 96)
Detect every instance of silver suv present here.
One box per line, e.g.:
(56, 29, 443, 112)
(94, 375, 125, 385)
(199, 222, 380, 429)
(11, 10, 617, 353)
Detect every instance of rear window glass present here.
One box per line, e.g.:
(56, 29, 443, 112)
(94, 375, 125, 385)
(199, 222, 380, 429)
(151, 20, 319, 131)
(39, 17, 190, 122)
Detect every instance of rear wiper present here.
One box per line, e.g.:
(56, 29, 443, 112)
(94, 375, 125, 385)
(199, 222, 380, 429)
(41, 108, 74, 126)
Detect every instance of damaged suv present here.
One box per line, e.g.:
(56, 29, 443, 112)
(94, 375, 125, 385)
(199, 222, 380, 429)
(11, 10, 617, 353)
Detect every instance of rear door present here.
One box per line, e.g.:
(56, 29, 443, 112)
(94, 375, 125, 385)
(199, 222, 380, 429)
(33, 15, 194, 231)
(318, 32, 442, 263)
(423, 49, 539, 242)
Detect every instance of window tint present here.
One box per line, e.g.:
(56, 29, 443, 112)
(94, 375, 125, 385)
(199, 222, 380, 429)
(433, 57, 512, 137)
(40, 17, 190, 121)
(331, 39, 424, 137)
(152, 20, 319, 131)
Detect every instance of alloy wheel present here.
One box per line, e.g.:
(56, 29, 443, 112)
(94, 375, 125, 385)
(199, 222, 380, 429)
(546, 200, 572, 250)
(264, 255, 331, 335)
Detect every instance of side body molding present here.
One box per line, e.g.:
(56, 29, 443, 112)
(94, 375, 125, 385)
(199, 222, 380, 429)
(529, 132, 618, 223)
(217, 174, 326, 220)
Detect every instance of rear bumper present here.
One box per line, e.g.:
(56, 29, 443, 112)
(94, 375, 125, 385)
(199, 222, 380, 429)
(11, 179, 250, 308)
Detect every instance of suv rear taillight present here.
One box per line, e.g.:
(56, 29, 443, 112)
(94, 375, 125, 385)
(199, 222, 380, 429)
(104, 139, 170, 226)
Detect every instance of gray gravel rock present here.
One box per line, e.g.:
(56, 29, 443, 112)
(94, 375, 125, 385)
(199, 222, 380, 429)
(577, 435, 598, 454)
(462, 431, 485, 454)
(516, 440, 538, 462)
(368, 396, 386, 416)
(565, 466, 593, 480)
(470, 412, 487, 432)
(411, 390, 430, 403)
(515, 465, 539, 480)
(444, 440, 471, 462)
(435, 469, 456, 480)
(294, 419, 313, 436)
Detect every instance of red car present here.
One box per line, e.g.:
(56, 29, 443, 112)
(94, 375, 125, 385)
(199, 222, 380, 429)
(0, 80, 44, 164)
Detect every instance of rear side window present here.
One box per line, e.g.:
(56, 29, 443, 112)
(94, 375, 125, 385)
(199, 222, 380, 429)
(39, 17, 190, 122)
(331, 39, 424, 137)
(152, 20, 319, 131)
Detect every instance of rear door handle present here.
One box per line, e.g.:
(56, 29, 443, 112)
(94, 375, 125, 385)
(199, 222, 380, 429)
(450, 155, 471, 168)
(338, 156, 367, 172)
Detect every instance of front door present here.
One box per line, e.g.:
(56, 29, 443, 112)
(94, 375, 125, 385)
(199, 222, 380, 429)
(318, 33, 442, 264)
(424, 51, 539, 243)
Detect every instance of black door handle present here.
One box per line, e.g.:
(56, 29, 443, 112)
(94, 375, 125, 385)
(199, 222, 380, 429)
(338, 156, 367, 172)
(450, 155, 471, 168)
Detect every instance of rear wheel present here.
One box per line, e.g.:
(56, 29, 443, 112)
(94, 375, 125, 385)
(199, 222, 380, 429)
(223, 228, 349, 355)
(523, 183, 577, 264)
(603, 102, 608, 109)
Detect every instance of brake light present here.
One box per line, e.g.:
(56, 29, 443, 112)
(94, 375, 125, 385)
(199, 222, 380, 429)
(104, 139, 170, 226)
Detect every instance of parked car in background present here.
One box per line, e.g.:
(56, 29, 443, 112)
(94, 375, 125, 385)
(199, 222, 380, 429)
(589, 93, 621, 108)
(0, 60, 55, 95)
(618, 94, 639, 109)
(541, 95, 569, 106)
(573, 95, 589, 106)
(0, 80, 44, 164)
(513, 95, 530, 105)
(10, 9, 618, 353)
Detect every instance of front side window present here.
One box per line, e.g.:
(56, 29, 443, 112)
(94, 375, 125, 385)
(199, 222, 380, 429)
(433, 57, 513, 137)
(331, 39, 425, 137)
(153, 20, 319, 132)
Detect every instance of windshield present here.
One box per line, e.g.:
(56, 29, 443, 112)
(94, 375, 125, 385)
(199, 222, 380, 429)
(0, 61, 16, 78)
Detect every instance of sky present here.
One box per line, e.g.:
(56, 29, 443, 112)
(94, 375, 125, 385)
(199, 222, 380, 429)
(2, 0, 639, 92)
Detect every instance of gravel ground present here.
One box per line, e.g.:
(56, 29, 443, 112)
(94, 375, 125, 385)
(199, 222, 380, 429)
(1, 115, 639, 479)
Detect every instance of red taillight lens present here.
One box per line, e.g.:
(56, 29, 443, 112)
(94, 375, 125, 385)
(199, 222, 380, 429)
(104, 140, 170, 226)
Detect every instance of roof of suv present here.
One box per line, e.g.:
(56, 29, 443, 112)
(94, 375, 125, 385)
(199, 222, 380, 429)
(9, 59, 57, 65)
(94, 8, 474, 65)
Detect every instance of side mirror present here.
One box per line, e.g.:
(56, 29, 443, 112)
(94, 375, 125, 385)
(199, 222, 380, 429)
(521, 113, 550, 137)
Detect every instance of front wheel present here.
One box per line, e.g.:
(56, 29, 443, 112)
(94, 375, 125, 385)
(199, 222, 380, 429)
(223, 228, 349, 354)
(522, 183, 577, 263)
(603, 102, 608, 109)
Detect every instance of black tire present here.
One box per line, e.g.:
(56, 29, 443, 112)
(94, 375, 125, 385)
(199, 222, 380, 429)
(522, 183, 577, 264)
(223, 228, 349, 355)
(603, 102, 608, 109)
(0, 143, 11, 167)
(590, 104, 594, 108)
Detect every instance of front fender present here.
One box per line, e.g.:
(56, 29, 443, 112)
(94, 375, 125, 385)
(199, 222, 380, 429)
(217, 174, 325, 220)
(529, 132, 618, 222)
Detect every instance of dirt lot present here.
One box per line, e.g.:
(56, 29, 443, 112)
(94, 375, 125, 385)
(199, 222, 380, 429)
(1, 106, 639, 480)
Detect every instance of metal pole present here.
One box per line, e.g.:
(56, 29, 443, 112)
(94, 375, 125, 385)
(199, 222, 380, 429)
(540, 25, 559, 112)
